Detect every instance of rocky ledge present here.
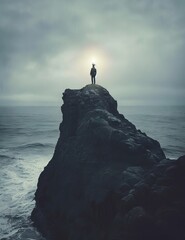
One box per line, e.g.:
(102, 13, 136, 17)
(31, 84, 185, 240)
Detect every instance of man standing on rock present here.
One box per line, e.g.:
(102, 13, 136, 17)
(90, 64, 97, 84)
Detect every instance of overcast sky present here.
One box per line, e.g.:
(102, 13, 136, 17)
(0, 0, 184, 106)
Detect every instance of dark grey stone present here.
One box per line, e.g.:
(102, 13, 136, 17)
(31, 84, 185, 240)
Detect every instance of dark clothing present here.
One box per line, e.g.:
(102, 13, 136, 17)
(91, 75, 96, 84)
(90, 67, 97, 84)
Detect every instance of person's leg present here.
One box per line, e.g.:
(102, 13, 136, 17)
(94, 76, 96, 84)
(91, 76, 93, 84)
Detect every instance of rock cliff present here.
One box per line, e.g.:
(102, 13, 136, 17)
(31, 84, 185, 240)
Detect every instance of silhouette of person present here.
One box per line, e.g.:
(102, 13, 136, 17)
(90, 64, 97, 84)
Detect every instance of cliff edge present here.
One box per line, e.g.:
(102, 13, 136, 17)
(31, 84, 185, 240)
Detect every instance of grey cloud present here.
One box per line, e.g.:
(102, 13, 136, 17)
(0, 0, 184, 105)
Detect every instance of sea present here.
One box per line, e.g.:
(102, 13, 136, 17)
(0, 105, 184, 240)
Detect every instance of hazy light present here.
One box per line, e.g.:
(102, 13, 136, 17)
(76, 46, 111, 84)
(91, 57, 96, 65)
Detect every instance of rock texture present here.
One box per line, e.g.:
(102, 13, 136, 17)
(31, 85, 185, 240)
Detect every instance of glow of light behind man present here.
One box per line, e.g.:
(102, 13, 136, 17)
(77, 46, 110, 85)
(91, 57, 96, 66)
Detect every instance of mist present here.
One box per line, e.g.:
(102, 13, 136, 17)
(0, 0, 184, 106)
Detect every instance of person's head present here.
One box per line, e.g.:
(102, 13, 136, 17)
(92, 63, 95, 67)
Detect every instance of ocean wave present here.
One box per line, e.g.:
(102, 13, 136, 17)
(15, 143, 55, 150)
(0, 152, 21, 165)
(163, 146, 185, 160)
(0, 154, 15, 160)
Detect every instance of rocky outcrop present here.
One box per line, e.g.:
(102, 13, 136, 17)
(31, 85, 185, 240)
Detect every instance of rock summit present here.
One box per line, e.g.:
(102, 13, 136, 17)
(32, 84, 185, 240)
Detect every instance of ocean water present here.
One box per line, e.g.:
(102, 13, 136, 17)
(0, 106, 185, 239)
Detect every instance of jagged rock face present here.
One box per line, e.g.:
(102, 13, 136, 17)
(32, 85, 185, 240)
(59, 85, 165, 165)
